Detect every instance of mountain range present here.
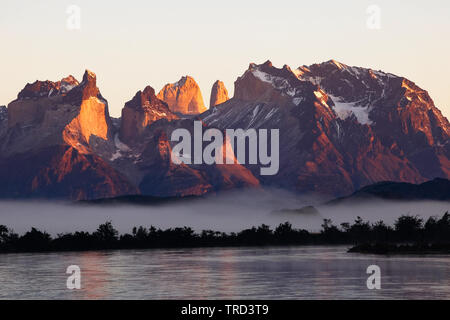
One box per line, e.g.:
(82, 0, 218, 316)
(0, 60, 448, 200)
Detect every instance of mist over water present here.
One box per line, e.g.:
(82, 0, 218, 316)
(0, 189, 448, 236)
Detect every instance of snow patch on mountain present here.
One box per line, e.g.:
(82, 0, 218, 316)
(110, 133, 131, 161)
(293, 97, 303, 106)
(60, 83, 77, 94)
(115, 133, 131, 152)
(329, 95, 373, 125)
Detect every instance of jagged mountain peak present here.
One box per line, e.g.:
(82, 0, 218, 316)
(175, 75, 195, 87)
(210, 80, 229, 107)
(322, 59, 347, 70)
(60, 75, 79, 94)
(120, 85, 178, 143)
(78, 69, 100, 99)
(300, 60, 400, 84)
(15, 70, 103, 104)
(17, 73, 81, 100)
(157, 75, 206, 115)
(125, 85, 162, 109)
(247, 60, 293, 77)
(17, 80, 59, 99)
(248, 60, 273, 69)
(142, 85, 156, 96)
(61, 75, 78, 83)
(82, 69, 97, 82)
(261, 60, 273, 67)
(61, 69, 104, 105)
(235, 61, 317, 106)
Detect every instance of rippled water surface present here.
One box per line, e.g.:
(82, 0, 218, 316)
(0, 246, 449, 299)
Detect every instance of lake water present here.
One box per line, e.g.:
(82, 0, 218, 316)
(0, 246, 449, 299)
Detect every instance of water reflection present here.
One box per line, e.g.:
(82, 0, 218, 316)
(0, 246, 449, 299)
(78, 251, 111, 299)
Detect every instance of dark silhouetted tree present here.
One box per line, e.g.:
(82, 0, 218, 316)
(93, 221, 119, 245)
(321, 219, 344, 243)
(372, 220, 393, 242)
(17, 227, 52, 252)
(394, 215, 423, 241)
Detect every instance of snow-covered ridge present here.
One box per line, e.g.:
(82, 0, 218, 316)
(294, 60, 398, 85)
(251, 68, 296, 97)
(250, 65, 304, 106)
(248, 60, 403, 125)
(289, 60, 404, 125)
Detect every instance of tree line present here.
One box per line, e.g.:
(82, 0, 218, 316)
(0, 213, 449, 253)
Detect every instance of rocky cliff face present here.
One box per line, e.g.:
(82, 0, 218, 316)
(0, 145, 136, 200)
(119, 86, 178, 144)
(157, 76, 207, 115)
(0, 70, 137, 200)
(8, 76, 77, 129)
(5, 70, 114, 155)
(62, 70, 115, 155)
(16, 75, 79, 100)
(136, 120, 259, 197)
(111, 117, 259, 197)
(210, 80, 229, 107)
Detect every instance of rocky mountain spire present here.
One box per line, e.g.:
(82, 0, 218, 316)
(61, 69, 113, 153)
(210, 80, 229, 107)
(157, 76, 207, 115)
(120, 85, 178, 143)
(0, 70, 136, 200)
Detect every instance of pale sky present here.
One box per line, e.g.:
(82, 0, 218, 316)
(1, 0, 449, 118)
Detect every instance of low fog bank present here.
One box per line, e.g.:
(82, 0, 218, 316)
(0, 189, 448, 236)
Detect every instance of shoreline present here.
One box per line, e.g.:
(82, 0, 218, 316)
(2, 243, 450, 256)
(348, 243, 450, 255)
(1, 212, 449, 255)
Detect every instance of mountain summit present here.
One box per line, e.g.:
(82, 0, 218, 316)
(157, 76, 207, 115)
(120, 85, 178, 143)
(210, 80, 229, 107)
